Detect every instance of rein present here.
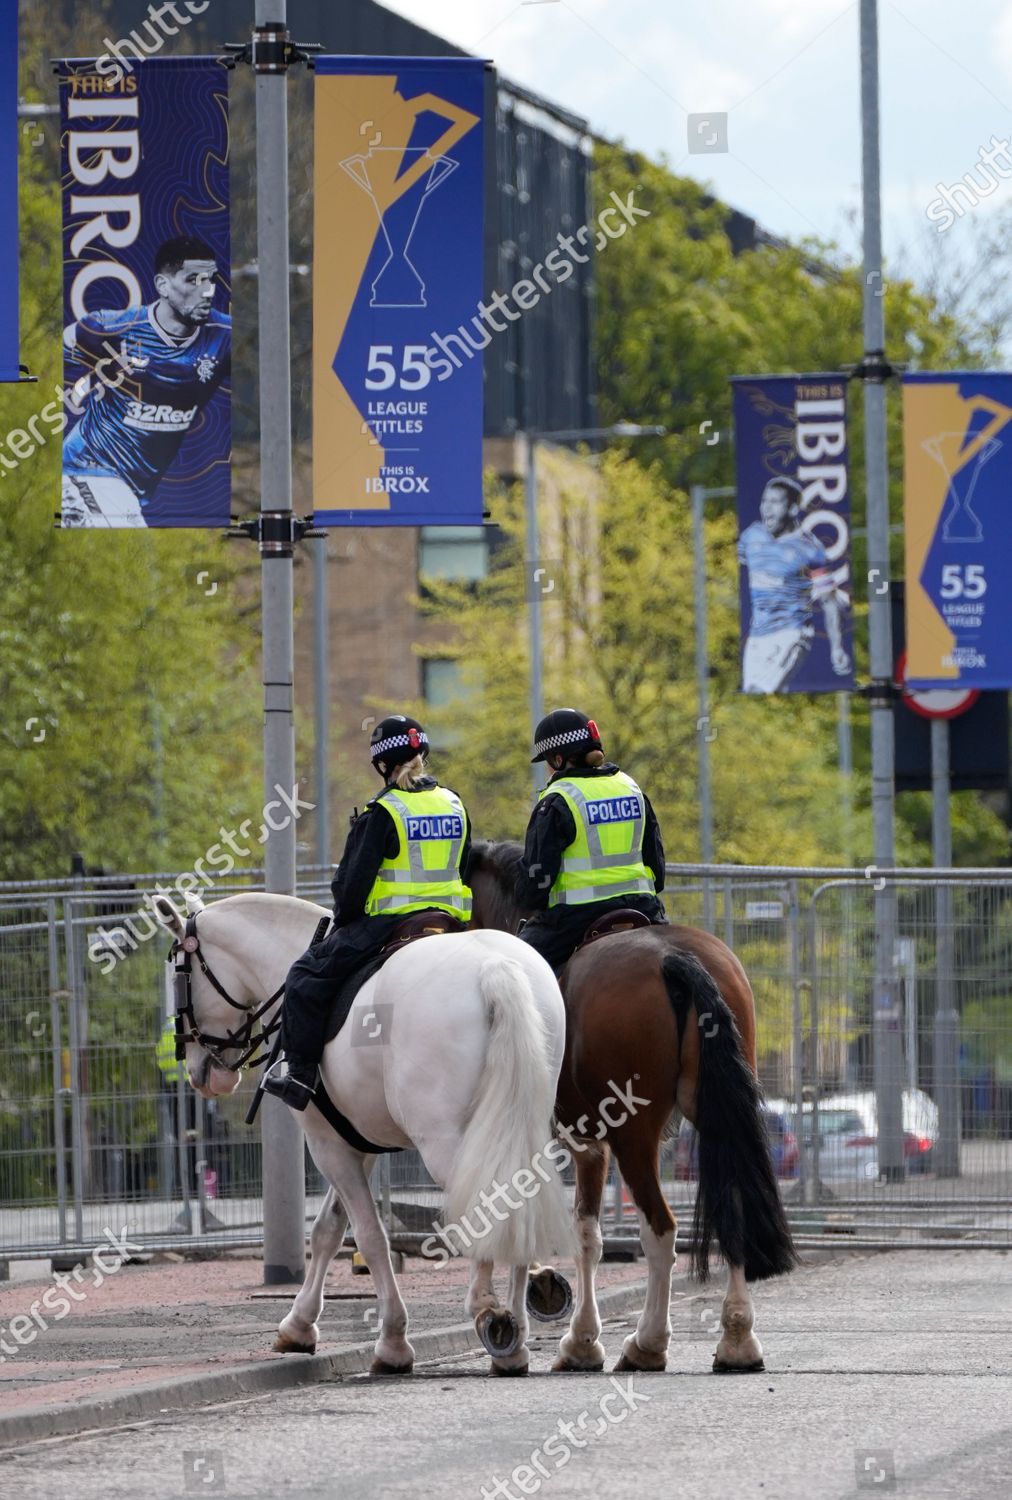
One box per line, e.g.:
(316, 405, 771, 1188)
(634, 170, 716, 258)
(171, 911, 330, 1072)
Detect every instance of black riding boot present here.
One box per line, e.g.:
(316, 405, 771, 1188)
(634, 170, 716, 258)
(262, 1054, 318, 1111)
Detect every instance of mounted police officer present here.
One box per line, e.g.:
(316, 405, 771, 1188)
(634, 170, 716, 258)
(516, 708, 666, 972)
(264, 715, 472, 1110)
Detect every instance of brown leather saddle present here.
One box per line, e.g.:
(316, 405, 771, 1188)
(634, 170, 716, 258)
(576, 908, 652, 951)
(379, 910, 468, 954)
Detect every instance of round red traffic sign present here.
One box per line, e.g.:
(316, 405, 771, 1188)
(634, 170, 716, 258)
(895, 652, 980, 720)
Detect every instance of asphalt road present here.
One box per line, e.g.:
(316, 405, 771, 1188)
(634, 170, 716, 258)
(1, 1250, 1009, 1500)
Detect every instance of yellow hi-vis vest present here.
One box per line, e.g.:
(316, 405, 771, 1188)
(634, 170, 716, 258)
(364, 785, 472, 920)
(542, 770, 654, 908)
(156, 1021, 182, 1083)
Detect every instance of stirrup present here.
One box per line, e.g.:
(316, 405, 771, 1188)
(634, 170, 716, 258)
(262, 1056, 318, 1112)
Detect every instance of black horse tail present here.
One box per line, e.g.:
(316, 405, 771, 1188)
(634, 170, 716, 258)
(662, 950, 798, 1283)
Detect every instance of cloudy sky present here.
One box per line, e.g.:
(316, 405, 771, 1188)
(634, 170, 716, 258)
(382, 0, 1012, 281)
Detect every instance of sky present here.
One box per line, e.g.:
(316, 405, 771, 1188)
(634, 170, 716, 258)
(380, 0, 1012, 286)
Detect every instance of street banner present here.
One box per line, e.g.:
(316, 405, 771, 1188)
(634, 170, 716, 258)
(313, 56, 485, 526)
(890, 583, 1009, 793)
(58, 58, 231, 528)
(731, 374, 854, 694)
(1, 0, 21, 381)
(903, 372, 1012, 689)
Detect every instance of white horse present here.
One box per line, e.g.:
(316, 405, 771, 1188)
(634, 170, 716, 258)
(155, 891, 571, 1376)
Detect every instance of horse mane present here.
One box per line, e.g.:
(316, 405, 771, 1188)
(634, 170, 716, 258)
(470, 838, 524, 881)
(468, 840, 529, 932)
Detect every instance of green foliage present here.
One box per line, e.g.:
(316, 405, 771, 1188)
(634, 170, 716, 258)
(0, 7, 263, 880)
(419, 457, 853, 864)
(415, 145, 1009, 868)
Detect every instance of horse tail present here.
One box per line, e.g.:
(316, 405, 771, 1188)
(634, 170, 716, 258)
(661, 950, 798, 1283)
(442, 955, 572, 1266)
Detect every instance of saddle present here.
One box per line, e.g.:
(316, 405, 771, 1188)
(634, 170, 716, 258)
(322, 910, 468, 1046)
(380, 909, 466, 952)
(576, 908, 652, 951)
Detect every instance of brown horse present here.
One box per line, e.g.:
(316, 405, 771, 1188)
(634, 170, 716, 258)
(469, 841, 798, 1374)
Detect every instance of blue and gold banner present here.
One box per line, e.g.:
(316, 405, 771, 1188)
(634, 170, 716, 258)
(58, 57, 230, 528)
(731, 374, 854, 694)
(903, 372, 1012, 689)
(1, 0, 20, 381)
(313, 56, 485, 526)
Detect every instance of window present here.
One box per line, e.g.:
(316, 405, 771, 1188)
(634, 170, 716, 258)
(419, 526, 489, 584)
(423, 658, 466, 707)
(422, 659, 468, 749)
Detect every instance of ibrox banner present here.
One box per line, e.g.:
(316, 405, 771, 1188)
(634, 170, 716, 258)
(731, 374, 854, 694)
(1, 0, 20, 381)
(313, 56, 485, 527)
(903, 372, 1012, 690)
(58, 58, 230, 528)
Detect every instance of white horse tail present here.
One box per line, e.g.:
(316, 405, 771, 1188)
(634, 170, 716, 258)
(442, 956, 572, 1267)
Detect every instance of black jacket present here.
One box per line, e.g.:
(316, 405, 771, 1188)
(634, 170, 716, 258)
(515, 763, 665, 912)
(330, 777, 473, 926)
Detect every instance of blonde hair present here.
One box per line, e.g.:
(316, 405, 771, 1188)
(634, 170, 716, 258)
(559, 748, 605, 770)
(386, 753, 428, 790)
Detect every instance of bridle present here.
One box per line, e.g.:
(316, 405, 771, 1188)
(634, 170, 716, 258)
(170, 911, 329, 1073)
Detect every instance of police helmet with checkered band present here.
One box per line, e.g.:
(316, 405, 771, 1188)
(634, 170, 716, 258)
(369, 714, 429, 775)
(531, 708, 603, 764)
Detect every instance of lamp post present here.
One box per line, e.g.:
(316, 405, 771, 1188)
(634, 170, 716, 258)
(525, 423, 665, 795)
(859, 0, 904, 1182)
(690, 484, 735, 930)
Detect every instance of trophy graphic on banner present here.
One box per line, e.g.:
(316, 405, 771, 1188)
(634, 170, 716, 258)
(922, 431, 1001, 543)
(341, 147, 459, 308)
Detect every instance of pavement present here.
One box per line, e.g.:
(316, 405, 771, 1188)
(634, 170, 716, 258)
(0, 1249, 1009, 1499)
(0, 1245, 648, 1446)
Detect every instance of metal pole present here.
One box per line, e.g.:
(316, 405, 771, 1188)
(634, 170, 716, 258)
(837, 692, 853, 863)
(48, 900, 68, 1245)
(312, 536, 331, 869)
(691, 485, 714, 870)
(255, 0, 305, 1285)
(931, 718, 960, 1177)
(837, 693, 858, 1085)
(860, 0, 904, 1181)
(176, 1059, 193, 1233)
(526, 436, 546, 796)
(63, 906, 85, 1245)
(788, 882, 808, 1201)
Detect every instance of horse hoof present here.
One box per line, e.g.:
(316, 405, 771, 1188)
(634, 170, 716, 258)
(370, 1358, 414, 1376)
(490, 1361, 529, 1377)
(273, 1334, 316, 1355)
(614, 1339, 667, 1373)
(551, 1356, 604, 1373)
(614, 1332, 667, 1372)
(476, 1308, 523, 1361)
(613, 1351, 665, 1373)
(526, 1268, 574, 1324)
(712, 1357, 765, 1374)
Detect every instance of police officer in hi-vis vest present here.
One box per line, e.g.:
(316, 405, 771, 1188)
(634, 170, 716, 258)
(264, 715, 473, 1110)
(516, 708, 667, 972)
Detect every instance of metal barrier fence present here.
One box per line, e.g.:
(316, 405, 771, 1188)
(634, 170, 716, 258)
(2, 864, 1010, 1265)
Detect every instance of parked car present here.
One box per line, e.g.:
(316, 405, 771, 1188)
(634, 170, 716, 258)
(674, 1104, 799, 1181)
(782, 1088, 939, 1179)
(789, 1104, 879, 1180)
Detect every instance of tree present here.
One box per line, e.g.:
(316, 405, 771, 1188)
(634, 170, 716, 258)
(587, 141, 1008, 868)
(0, 5, 264, 880)
(413, 143, 1009, 870)
(416, 454, 853, 865)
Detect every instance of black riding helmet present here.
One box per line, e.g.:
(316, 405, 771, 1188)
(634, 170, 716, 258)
(369, 714, 430, 776)
(531, 707, 603, 764)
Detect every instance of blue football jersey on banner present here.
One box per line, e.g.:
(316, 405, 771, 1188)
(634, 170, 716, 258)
(738, 521, 829, 636)
(64, 305, 231, 500)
